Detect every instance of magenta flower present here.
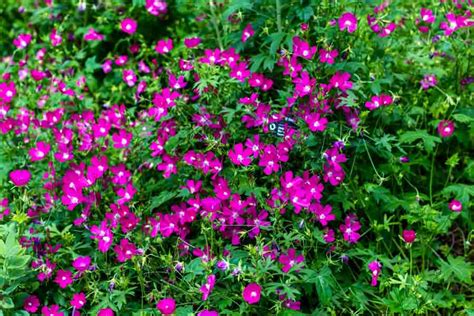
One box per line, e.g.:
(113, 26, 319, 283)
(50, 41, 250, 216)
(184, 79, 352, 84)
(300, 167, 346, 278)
(198, 310, 219, 316)
(54, 270, 73, 288)
(323, 228, 335, 243)
(83, 28, 104, 41)
(114, 238, 138, 262)
(402, 230, 416, 243)
(319, 48, 338, 64)
(242, 283, 262, 304)
(24, 295, 40, 313)
(293, 36, 317, 60)
(230, 62, 251, 82)
(437, 120, 455, 138)
(156, 298, 176, 315)
(9, 169, 31, 187)
(50, 28, 62, 46)
(379, 22, 397, 37)
(279, 248, 304, 273)
(184, 37, 202, 48)
(90, 221, 114, 252)
(200, 274, 216, 301)
(97, 308, 115, 316)
(420, 74, 437, 90)
(338, 12, 357, 33)
(13, 33, 32, 49)
(71, 292, 87, 309)
(157, 154, 178, 178)
(368, 260, 382, 286)
(449, 199, 462, 212)
(365, 94, 393, 111)
(72, 256, 91, 271)
(241, 23, 255, 42)
(312, 203, 335, 226)
(121, 18, 137, 34)
(306, 113, 328, 132)
(155, 38, 173, 54)
(41, 305, 64, 316)
(329, 72, 353, 91)
(339, 214, 361, 243)
(229, 143, 253, 166)
(258, 145, 280, 175)
(146, 0, 167, 16)
(112, 129, 133, 148)
(123, 69, 137, 87)
(0, 81, 16, 102)
(293, 71, 316, 97)
(29, 141, 51, 161)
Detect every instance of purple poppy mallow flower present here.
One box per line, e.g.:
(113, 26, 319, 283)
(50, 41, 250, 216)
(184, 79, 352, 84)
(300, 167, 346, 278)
(368, 260, 382, 286)
(449, 199, 462, 212)
(242, 283, 261, 304)
(121, 18, 137, 35)
(156, 298, 176, 315)
(338, 12, 357, 33)
(438, 120, 455, 138)
(9, 169, 31, 187)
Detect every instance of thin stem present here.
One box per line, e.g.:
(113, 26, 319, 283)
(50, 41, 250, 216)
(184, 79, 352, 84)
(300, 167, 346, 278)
(429, 146, 438, 206)
(209, 1, 223, 50)
(276, 0, 282, 33)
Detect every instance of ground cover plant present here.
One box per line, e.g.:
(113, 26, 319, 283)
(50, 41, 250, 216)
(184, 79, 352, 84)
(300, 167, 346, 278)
(0, 0, 473, 315)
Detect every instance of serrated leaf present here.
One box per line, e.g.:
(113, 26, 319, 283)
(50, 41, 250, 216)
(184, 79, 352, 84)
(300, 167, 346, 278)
(399, 130, 441, 152)
(439, 256, 473, 284)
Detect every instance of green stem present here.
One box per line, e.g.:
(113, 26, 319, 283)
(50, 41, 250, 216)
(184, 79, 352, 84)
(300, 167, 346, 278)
(429, 146, 438, 206)
(276, 0, 282, 33)
(209, 1, 223, 50)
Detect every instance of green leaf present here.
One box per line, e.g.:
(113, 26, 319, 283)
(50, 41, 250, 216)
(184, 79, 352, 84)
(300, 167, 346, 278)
(439, 256, 473, 284)
(452, 113, 473, 123)
(297, 6, 314, 21)
(441, 184, 474, 203)
(175, 306, 193, 316)
(150, 191, 177, 210)
(399, 130, 441, 152)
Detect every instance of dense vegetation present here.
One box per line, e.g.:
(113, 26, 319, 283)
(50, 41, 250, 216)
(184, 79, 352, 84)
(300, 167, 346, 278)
(0, 0, 473, 315)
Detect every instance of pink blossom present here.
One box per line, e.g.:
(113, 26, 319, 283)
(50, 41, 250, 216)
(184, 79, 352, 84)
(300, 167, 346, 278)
(155, 38, 173, 54)
(293, 36, 317, 60)
(0, 198, 10, 220)
(114, 238, 138, 262)
(229, 143, 253, 166)
(72, 256, 91, 271)
(378, 22, 397, 37)
(83, 28, 104, 41)
(438, 120, 455, 138)
(242, 24, 255, 42)
(402, 230, 416, 243)
(90, 221, 114, 252)
(157, 154, 178, 178)
(338, 12, 358, 33)
(368, 260, 382, 286)
(145, 0, 167, 16)
(0, 81, 17, 102)
(122, 69, 137, 87)
(198, 310, 219, 316)
(323, 228, 335, 243)
(112, 129, 133, 148)
(339, 214, 361, 243)
(41, 305, 64, 316)
(184, 37, 202, 48)
(279, 248, 304, 273)
(200, 274, 216, 301)
(97, 308, 115, 316)
(420, 8, 435, 24)
(319, 48, 338, 64)
(306, 113, 328, 132)
(24, 295, 40, 313)
(121, 18, 137, 34)
(50, 28, 62, 46)
(242, 283, 262, 304)
(230, 62, 251, 82)
(71, 292, 87, 309)
(54, 270, 73, 288)
(156, 298, 176, 315)
(311, 203, 335, 226)
(29, 141, 51, 161)
(329, 72, 353, 91)
(420, 74, 437, 90)
(9, 169, 31, 187)
(13, 33, 32, 49)
(449, 199, 462, 212)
